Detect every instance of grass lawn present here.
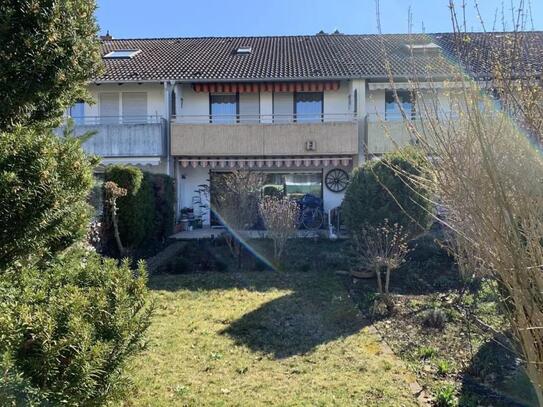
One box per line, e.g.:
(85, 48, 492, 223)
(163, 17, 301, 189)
(122, 268, 418, 406)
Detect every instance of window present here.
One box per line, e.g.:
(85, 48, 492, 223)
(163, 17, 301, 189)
(89, 173, 104, 218)
(404, 43, 441, 54)
(284, 173, 322, 200)
(273, 92, 294, 123)
(262, 173, 322, 201)
(295, 92, 323, 122)
(99, 93, 119, 123)
(235, 46, 252, 55)
(103, 49, 141, 59)
(122, 92, 148, 122)
(69, 100, 85, 124)
(239, 93, 260, 123)
(210, 94, 238, 123)
(385, 90, 415, 120)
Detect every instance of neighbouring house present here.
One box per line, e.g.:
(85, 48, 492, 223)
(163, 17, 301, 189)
(61, 31, 543, 229)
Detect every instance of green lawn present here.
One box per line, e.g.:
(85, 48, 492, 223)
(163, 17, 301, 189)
(122, 269, 418, 406)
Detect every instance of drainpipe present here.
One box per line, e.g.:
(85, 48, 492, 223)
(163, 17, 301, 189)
(163, 81, 174, 176)
(356, 80, 367, 167)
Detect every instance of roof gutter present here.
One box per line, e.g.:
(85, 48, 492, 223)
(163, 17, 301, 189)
(91, 73, 457, 85)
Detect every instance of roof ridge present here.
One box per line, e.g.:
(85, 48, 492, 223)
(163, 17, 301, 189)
(100, 31, 543, 42)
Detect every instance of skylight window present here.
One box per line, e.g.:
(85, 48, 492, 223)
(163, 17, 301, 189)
(104, 49, 141, 59)
(404, 43, 441, 53)
(235, 46, 252, 55)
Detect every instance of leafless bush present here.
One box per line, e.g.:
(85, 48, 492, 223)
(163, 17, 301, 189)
(259, 196, 299, 262)
(211, 170, 263, 263)
(377, 2, 543, 400)
(356, 220, 410, 313)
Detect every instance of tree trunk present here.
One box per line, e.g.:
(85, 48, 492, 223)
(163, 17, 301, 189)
(375, 265, 383, 294)
(385, 265, 391, 294)
(111, 208, 125, 258)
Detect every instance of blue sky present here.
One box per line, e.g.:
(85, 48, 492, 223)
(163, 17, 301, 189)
(96, 0, 543, 38)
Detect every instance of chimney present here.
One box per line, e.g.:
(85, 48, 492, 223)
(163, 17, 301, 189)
(100, 30, 113, 41)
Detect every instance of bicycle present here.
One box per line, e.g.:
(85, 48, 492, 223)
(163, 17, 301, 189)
(298, 194, 324, 230)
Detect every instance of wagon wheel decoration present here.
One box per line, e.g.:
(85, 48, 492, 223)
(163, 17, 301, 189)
(325, 168, 349, 192)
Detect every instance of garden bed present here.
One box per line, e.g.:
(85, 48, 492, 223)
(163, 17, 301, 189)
(343, 233, 538, 406)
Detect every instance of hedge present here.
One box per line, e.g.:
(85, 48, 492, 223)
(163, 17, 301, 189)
(150, 173, 175, 241)
(103, 166, 175, 254)
(342, 147, 433, 236)
(0, 246, 152, 404)
(0, 127, 96, 269)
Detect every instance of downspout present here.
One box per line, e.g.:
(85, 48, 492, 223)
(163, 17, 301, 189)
(163, 81, 174, 176)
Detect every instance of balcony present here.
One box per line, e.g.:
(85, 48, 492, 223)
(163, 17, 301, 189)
(171, 113, 359, 157)
(365, 112, 459, 155)
(59, 116, 167, 157)
(365, 113, 422, 155)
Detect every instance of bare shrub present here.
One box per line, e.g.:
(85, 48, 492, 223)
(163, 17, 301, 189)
(377, 6, 543, 400)
(211, 170, 262, 265)
(356, 220, 410, 313)
(259, 196, 299, 262)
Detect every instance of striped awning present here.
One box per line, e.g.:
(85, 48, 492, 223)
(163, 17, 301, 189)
(178, 156, 352, 169)
(193, 81, 340, 93)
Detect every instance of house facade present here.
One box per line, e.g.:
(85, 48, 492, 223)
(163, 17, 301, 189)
(67, 32, 520, 228)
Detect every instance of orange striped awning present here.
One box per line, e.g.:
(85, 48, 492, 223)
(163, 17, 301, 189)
(192, 81, 340, 93)
(178, 156, 352, 169)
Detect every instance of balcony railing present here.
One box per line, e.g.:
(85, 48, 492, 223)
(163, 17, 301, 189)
(68, 115, 164, 125)
(172, 112, 357, 124)
(171, 113, 359, 156)
(367, 111, 459, 122)
(60, 115, 167, 157)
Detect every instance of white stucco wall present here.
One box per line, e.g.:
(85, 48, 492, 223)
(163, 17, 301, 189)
(85, 83, 165, 118)
(323, 81, 350, 121)
(176, 84, 210, 123)
(177, 165, 211, 225)
(260, 92, 273, 123)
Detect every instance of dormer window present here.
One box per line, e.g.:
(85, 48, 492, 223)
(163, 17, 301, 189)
(104, 49, 142, 59)
(235, 46, 252, 55)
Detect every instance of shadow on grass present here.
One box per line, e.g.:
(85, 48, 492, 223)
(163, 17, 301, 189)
(220, 282, 369, 359)
(149, 247, 369, 359)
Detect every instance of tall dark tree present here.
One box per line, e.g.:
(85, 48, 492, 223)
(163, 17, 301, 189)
(0, 0, 102, 131)
(0, 2, 152, 404)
